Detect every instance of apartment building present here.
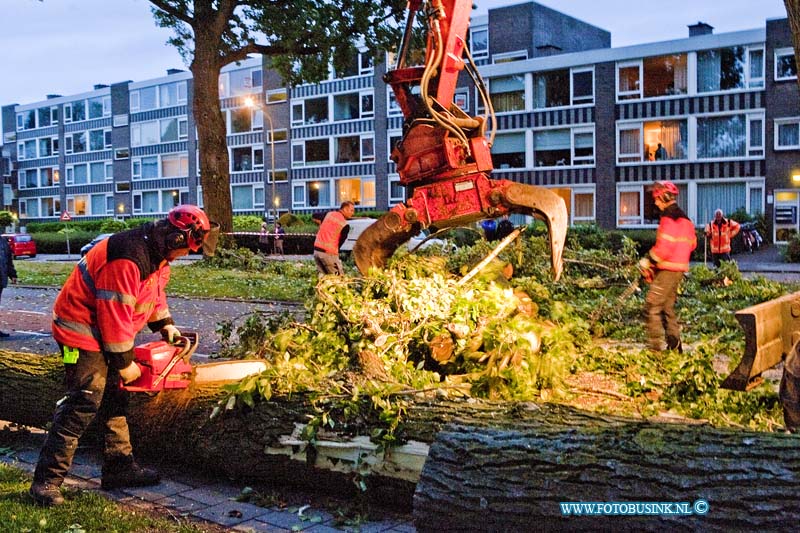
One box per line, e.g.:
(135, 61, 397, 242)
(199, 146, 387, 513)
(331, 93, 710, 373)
(1, 2, 798, 242)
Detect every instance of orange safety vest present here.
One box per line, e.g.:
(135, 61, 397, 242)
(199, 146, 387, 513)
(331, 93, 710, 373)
(314, 211, 348, 254)
(52, 234, 172, 365)
(704, 219, 740, 254)
(649, 204, 697, 272)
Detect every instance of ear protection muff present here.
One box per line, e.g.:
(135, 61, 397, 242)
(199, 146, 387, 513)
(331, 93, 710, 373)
(166, 230, 187, 250)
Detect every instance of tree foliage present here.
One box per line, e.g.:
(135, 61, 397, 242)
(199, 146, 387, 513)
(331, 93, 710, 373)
(148, 0, 406, 232)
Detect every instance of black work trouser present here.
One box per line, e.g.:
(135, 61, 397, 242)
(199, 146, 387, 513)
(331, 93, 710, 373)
(644, 270, 684, 352)
(33, 347, 132, 485)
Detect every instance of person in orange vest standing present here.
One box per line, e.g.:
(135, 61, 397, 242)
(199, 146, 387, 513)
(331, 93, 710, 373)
(638, 181, 697, 354)
(704, 209, 740, 267)
(313, 201, 355, 276)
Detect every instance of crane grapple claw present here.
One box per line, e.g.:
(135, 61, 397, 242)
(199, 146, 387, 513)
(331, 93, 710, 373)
(354, 211, 421, 274)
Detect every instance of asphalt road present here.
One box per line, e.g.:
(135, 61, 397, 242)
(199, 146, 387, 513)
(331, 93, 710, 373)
(0, 285, 302, 358)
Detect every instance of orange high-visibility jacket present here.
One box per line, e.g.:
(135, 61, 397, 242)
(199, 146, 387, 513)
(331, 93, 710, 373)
(704, 218, 740, 254)
(52, 227, 173, 369)
(314, 210, 348, 254)
(649, 204, 697, 272)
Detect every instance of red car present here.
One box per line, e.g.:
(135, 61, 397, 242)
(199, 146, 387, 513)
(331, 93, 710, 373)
(3, 233, 37, 258)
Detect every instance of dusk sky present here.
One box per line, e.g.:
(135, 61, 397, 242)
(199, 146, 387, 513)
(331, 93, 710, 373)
(0, 0, 791, 111)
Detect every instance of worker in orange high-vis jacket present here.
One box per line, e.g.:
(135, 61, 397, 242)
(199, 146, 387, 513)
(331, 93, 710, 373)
(704, 208, 740, 267)
(638, 181, 697, 354)
(30, 206, 219, 507)
(313, 201, 355, 276)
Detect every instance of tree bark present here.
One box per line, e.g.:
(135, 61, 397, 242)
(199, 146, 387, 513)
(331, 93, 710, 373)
(785, 1, 800, 96)
(5, 349, 800, 527)
(414, 423, 800, 532)
(190, 5, 234, 233)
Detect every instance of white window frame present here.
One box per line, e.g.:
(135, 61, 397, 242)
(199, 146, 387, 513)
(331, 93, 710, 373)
(218, 72, 230, 98)
(746, 113, 764, 156)
(130, 91, 140, 113)
(359, 51, 374, 76)
(387, 89, 403, 117)
(571, 188, 596, 224)
(292, 184, 305, 209)
(616, 123, 643, 164)
(775, 47, 798, 81)
(388, 174, 405, 204)
(492, 50, 527, 64)
(64, 103, 73, 123)
(775, 117, 800, 150)
(50, 106, 59, 125)
(571, 127, 595, 165)
(267, 88, 288, 103)
(571, 67, 595, 106)
(469, 27, 488, 59)
(616, 60, 642, 102)
(361, 135, 375, 162)
(292, 142, 305, 167)
(103, 95, 112, 117)
(360, 90, 374, 118)
(617, 186, 645, 226)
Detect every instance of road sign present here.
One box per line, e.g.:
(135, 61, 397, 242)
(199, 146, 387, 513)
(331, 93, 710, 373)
(60, 211, 71, 222)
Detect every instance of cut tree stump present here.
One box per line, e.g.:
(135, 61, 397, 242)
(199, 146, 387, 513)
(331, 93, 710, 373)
(4, 349, 800, 528)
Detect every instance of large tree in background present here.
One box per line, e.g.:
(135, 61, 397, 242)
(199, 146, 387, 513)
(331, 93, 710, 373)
(148, 0, 405, 232)
(786, 1, 800, 94)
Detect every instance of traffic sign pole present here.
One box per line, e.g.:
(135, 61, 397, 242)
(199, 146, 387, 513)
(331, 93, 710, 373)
(60, 211, 72, 258)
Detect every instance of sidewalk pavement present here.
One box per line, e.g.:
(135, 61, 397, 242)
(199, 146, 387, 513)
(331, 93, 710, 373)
(1, 424, 415, 532)
(694, 244, 800, 274)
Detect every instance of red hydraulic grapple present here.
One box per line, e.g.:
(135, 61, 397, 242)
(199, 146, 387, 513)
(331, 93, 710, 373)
(121, 333, 198, 392)
(353, 0, 567, 279)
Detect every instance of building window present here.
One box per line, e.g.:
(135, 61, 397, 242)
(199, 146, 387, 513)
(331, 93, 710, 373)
(160, 117, 181, 141)
(534, 127, 595, 167)
(20, 169, 38, 189)
(470, 28, 488, 58)
(696, 181, 748, 224)
(387, 91, 403, 116)
(17, 110, 36, 131)
(490, 75, 525, 113)
(294, 96, 328, 125)
(88, 96, 106, 119)
(572, 68, 594, 105)
(334, 92, 361, 121)
(307, 180, 331, 207)
(90, 162, 106, 184)
(232, 185, 254, 210)
(534, 70, 569, 109)
(231, 146, 255, 172)
(71, 100, 86, 122)
(38, 108, 50, 128)
(775, 47, 798, 81)
(300, 139, 330, 166)
(388, 175, 405, 203)
(617, 61, 642, 100)
(89, 129, 105, 151)
(697, 113, 763, 159)
(492, 132, 526, 169)
(776, 117, 800, 150)
(267, 88, 288, 103)
(230, 108, 252, 133)
(493, 50, 527, 64)
(697, 45, 764, 92)
(161, 154, 188, 177)
(617, 120, 688, 163)
(159, 81, 188, 107)
(131, 121, 160, 147)
(337, 177, 375, 207)
(335, 135, 361, 163)
(643, 54, 687, 97)
(71, 132, 87, 154)
(268, 169, 288, 183)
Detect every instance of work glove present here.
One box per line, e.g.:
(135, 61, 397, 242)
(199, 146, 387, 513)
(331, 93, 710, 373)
(118, 361, 142, 384)
(638, 257, 654, 284)
(161, 324, 181, 343)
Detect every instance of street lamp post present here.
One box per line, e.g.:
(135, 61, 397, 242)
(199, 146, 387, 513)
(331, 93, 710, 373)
(244, 97, 277, 223)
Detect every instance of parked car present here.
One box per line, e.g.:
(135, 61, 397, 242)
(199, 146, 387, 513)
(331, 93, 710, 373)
(339, 218, 377, 255)
(2, 233, 37, 258)
(407, 230, 456, 253)
(80, 233, 114, 257)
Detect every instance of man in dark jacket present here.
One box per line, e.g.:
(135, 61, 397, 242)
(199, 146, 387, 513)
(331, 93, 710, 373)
(0, 236, 18, 337)
(29, 206, 218, 506)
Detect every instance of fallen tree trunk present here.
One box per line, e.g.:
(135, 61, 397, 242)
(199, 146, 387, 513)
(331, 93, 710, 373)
(414, 423, 800, 531)
(4, 350, 800, 528)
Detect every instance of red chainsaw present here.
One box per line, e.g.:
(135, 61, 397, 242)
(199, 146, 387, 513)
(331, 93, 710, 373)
(121, 332, 198, 392)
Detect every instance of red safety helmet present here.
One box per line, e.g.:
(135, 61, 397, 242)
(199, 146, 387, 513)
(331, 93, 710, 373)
(167, 205, 211, 252)
(652, 181, 679, 203)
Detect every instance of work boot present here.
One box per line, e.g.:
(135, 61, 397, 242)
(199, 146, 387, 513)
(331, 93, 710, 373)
(101, 456, 160, 490)
(29, 481, 65, 506)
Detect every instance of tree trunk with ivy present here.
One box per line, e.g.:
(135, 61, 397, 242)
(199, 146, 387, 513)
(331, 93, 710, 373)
(5, 349, 800, 524)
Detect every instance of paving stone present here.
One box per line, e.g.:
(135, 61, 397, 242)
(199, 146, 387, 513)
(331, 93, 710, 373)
(304, 524, 348, 532)
(155, 493, 211, 514)
(69, 462, 101, 479)
(63, 477, 100, 491)
(386, 523, 417, 533)
(233, 519, 291, 532)
(340, 520, 401, 533)
(181, 485, 241, 505)
(14, 449, 40, 464)
(122, 479, 194, 501)
(191, 500, 268, 527)
(258, 508, 328, 530)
